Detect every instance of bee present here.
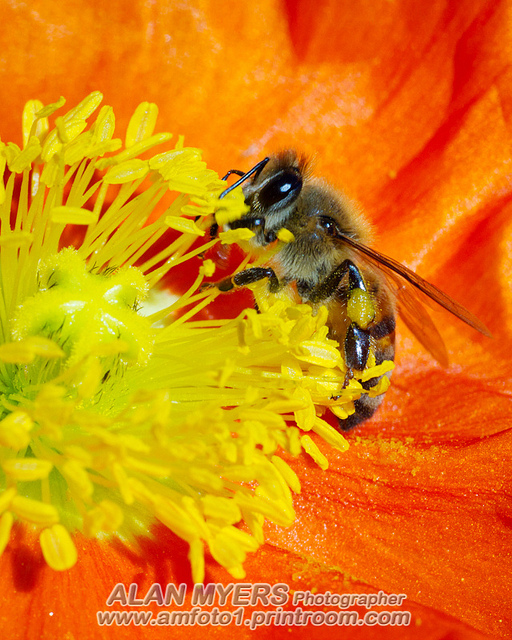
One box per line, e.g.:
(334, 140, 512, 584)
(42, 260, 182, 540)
(210, 150, 491, 431)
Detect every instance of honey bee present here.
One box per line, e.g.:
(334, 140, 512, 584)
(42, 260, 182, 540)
(210, 150, 491, 431)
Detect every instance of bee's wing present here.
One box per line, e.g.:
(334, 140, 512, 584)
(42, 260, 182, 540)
(394, 283, 449, 366)
(340, 235, 491, 364)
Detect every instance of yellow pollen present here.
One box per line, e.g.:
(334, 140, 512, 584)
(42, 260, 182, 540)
(276, 228, 295, 243)
(219, 228, 256, 244)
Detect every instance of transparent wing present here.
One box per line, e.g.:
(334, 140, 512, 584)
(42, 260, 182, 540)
(395, 284, 449, 366)
(339, 235, 491, 364)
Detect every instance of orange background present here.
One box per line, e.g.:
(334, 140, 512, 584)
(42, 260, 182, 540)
(0, 1, 511, 639)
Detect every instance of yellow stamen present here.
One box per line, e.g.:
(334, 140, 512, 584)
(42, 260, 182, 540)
(2, 458, 53, 481)
(300, 434, 329, 470)
(0, 513, 13, 556)
(11, 496, 59, 525)
(40, 525, 78, 571)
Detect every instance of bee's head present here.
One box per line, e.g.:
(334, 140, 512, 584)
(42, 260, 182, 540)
(222, 150, 371, 252)
(223, 151, 307, 246)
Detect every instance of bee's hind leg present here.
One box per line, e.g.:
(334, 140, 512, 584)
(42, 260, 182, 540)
(339, 326, 395, 431)
(308, 259, 395, 431)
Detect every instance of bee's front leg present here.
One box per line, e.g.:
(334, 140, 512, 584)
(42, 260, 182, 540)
(214, 267, 280, 293)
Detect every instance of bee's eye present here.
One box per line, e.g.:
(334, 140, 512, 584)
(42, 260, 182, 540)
(319, 216, 339, 237)
(257, 170, 303, 209)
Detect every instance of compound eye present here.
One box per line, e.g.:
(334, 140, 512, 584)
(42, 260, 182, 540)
(257, 170, 303, 209)
(318, 216, 339, 237)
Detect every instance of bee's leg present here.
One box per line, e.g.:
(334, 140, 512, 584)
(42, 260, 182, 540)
(306, 259, 358, 301)
(339, 352, 394, 431)
(339, 324, 395, 431)
(214, 267, 280, 293)
(209, 222, 219, 239)
(308, 259, 395, 431)
(344, 322, 371, 370)
(340, 267, 395, 430)
(307, 258, 373, 364)
(193, 222, 219, 261)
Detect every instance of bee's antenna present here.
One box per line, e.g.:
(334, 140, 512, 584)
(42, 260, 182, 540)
(219, 157, 270, 199)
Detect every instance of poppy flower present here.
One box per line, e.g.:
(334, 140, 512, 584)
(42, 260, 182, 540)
(1, 1, 511, 639)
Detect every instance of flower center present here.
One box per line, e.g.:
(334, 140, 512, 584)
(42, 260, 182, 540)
(0, 93, 388, 581)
